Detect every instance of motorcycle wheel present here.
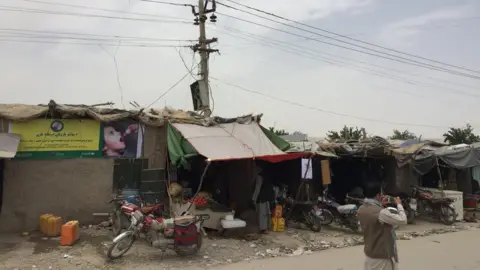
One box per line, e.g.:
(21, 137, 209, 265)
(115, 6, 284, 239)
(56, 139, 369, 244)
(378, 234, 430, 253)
(318, 209, 334, 225)
(308, 213, 322, 232)
(174, 233, 203, 257)
(111, 210, 122, 237)
(107, 234, 136, 260)
(439, 205, 456, 225)
(406, 209, 416, 224)
(350, 219, 362, 233)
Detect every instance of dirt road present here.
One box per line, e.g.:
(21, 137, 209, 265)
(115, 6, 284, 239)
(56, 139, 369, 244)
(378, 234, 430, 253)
(208, 230, 480, 270)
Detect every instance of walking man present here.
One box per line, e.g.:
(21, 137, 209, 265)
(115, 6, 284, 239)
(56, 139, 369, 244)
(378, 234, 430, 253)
(357, 182, 407, 270)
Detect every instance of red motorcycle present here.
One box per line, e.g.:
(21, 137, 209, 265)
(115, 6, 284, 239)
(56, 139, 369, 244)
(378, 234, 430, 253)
(106, 205, 209, 259)
(109, 195, 164, 236)
(412, 186, 457, 225)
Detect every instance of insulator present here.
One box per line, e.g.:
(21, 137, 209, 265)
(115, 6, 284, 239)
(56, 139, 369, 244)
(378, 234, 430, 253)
(210, 13, 217, 23)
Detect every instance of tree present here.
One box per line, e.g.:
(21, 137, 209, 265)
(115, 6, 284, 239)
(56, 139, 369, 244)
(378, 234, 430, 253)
(326, 126, 367, 141)
(443, 124, 480, 145)
(268, 127, 289, 136)
(390, 129, 417, 140)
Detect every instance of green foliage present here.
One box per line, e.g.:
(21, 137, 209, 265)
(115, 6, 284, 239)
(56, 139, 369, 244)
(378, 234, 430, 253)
(390, 129, 417, 140)
(443, 124, 480, 145)
(268, 127, 289, 136)
(327, 126, 367, 141)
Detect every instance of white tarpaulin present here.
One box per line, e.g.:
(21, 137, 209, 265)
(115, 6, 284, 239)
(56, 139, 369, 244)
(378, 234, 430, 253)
(0, 132, 20, 158)
(172, 123, 285, 161)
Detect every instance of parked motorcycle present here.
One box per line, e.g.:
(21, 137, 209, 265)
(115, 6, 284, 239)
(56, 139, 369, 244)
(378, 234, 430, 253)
(107, 206, 209, 259)
(316, 188, 362, 233)
(382, 193, 417, 224)
(411, 185, 456, 225)
(345, 187, 417, 225)
(109, 194, 164, 236)
(277, 185, 322, 232)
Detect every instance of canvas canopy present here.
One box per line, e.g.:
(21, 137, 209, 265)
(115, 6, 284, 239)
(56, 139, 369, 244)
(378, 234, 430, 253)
(407, 143, 480, 175)
(167, 122, 302, 167)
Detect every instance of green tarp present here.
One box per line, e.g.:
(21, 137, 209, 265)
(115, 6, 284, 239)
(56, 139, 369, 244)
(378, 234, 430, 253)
(167, 123, 197, 168)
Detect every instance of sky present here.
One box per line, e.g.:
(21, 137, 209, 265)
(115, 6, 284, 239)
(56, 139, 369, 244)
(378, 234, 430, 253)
(0, 0, 479, 139)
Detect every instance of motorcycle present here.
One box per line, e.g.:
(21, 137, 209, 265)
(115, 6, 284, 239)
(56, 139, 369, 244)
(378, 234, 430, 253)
(277, 185, 322, 232)
(411, 185, 457, 225)
(383, 193, 417, 224)
(345, 186, 417, 225)
(107, 206, 210, 259)
(109, 194, 164, 236)
(316, 188, 362, 233)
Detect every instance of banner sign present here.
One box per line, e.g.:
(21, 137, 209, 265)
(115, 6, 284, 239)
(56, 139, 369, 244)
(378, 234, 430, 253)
(102, 119, 142, 158)
(8, 119, 143, 159)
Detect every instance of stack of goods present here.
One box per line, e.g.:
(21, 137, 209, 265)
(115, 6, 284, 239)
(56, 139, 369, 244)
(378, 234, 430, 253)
(187, 197, 208, 209)
(271, 205, 285, 232)
(39, 214, 63, 237)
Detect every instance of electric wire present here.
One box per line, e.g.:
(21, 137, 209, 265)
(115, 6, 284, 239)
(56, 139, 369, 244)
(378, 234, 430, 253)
(0, 28, 197, 42)
(139, 0, 195, 7)
(145, 63, 201, 109)
(15, 0, 188, 21)
(215, 5, 480, 80)
(218, 26, 479, 91)
(0, 32, 195, 45)
(0, 6, 192, 24)
(210, 76, 451, 129)
(221, 0, 480, 75)
(0, 38, 191, 47)
(211, 27, 480, 98)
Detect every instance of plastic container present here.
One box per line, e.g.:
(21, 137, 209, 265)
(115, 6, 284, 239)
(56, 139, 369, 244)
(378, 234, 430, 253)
(40, 214, 53, 235)
(46, 216, 63, 237)
(272, 217, 285, 232)
(221, 218, 246, 229)
(60, 220, 80, 246)
(122, 189, 140, 205)
(274, 205, 283, 218)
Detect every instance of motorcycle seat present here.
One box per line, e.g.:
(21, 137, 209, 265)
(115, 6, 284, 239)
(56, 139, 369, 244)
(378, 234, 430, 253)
(140, 205, 159, 215)
(337, 204, 358, 214)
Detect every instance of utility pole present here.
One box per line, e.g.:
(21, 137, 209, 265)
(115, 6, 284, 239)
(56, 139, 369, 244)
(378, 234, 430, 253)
(190, 0, 218, 117)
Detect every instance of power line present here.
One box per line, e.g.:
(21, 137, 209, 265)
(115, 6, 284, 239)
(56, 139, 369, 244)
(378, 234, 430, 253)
(145, 63, 201, 109)
(0, 6, 191, 24)
(215, 4, 480, 80)
(210, 76, 451, 129)
(221, 0, 480, 75)
(215, 11, 480, 81)
(344, 16, 480, 38)
(99, 44, 125, 109)
(139, 0, 195, 7)
(0, 37, 191, 47)
(0, 27, 197, 42)
(211, 27, 480, 98)
(216, 26, 480, 92)
(15, 0, 188, 21)
(0, 32, 196, 45)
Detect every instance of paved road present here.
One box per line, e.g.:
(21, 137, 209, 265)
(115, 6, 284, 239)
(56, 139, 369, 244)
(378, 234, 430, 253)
(210, 230, 480, 270)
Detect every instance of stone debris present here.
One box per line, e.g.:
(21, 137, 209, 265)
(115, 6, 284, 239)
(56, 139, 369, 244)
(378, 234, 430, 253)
(0, 221, 474, 269)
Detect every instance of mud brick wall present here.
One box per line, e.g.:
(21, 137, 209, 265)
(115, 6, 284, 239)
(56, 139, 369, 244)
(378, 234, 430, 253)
(142, 125, 167, 169)
(0, 158, 114, 232)
(0, 120, 168, 232)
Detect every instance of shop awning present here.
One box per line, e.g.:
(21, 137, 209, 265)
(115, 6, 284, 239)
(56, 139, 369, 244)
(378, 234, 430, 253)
(168, 122, 303, 167)
(0, 133, 20, 158)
